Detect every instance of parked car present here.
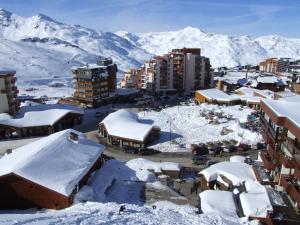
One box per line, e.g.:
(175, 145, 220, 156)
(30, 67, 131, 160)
(137, 148, 158, 155)
(223, 145, 237, 153)
(111, 140, 120, 146)
(192, 155, 209, 165)
(244, 157, 253, 165)
(205, 160, 219, 168)
(122, 146, 138, 154)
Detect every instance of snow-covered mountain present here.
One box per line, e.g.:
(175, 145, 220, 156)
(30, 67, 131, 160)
(0, 8, 151, 88)
(1, 8, 300, 97)
(116, 26, 300, 68)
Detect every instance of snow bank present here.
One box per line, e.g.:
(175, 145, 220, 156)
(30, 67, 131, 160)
(229, 156, 246, 163)
(126, 158, 181, 181)
(199, 162, 256, 186)
(200, 190, 238, 218)
(138, 104, 262, 152)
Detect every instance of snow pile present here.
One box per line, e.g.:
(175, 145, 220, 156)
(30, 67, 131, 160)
(240, 181, 273, 218)
(199, 190, 238, 218)
(0, 200, 246, 225)
(100, 109, 157, 142)
(0, 129, 105, 196)
(126, 158, 181, 181)
(199, 162, 256, 186)
(139, 104, 262, 152)
(229, 156, 246, 163)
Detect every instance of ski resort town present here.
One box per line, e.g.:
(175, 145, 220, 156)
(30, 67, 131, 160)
(1, 47, 300, 225)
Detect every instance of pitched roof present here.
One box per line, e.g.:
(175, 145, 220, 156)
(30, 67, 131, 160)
(0, 104, 83, 128)
(0, 129, 105, 196)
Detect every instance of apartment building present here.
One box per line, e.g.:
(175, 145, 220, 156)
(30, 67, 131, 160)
(137, 48, 213, 96)
(0, 69, 19, 115)
(259, 58, 278, 73)
(259, 99, 300, 209)
(72, 59, 117, 107)
(120, 68, 142, 88)
(97, 58, 117, 92)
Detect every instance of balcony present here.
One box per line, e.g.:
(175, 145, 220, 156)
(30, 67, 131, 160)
(280, 175, 300, 208)
(280, 153, 296, 169)
(268, 144, 281, 161)
(294, 167, 300, 182)
(284, 137, 300, 155)
(260, 152, 277, 171)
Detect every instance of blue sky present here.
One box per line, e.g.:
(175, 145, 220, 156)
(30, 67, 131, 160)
(1, 0, 300, 37)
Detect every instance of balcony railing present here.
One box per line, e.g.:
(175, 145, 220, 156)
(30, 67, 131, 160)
(294, 167, 300, 182)
(280, 153, 296, 169)
(280, 175, 300, 208)
(260, 152, 277, 171)
(268, 144, 281, 161)
(284, 137, 300, 155)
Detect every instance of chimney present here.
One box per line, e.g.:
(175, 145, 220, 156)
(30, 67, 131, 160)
(69, 132, 79, 142)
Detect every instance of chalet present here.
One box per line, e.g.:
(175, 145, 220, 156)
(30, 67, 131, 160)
(0, 104, 84, 139)
(195, 88, 241, 105)
(0, 129, 105, 209)
(99, 109, 160, 148)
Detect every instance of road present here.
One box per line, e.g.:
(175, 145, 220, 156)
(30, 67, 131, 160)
(85, 130, 259, 168)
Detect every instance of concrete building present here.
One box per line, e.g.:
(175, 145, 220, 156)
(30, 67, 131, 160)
(0, 69, 19, 115)
(120, 68, 142, 88)
(124, 48, 213, 96)
(259, 58, 278, 73)
(72, 58, 118, 107)
(259, 99, 300, 209)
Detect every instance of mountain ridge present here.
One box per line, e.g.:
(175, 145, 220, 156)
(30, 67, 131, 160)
(1, 8, 300, 89)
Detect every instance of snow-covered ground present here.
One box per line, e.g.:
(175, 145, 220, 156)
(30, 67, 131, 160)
(0, 158, 258, 225)
(138, 103, 262, 152)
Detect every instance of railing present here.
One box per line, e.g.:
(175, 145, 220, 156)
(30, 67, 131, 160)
(280, 175, 300, 207)
(294, 167, 300, 182)
(268, 144, 280, 161)
(260, 152, 276, 171)
(280, 153, 296, 169)
(284, 137, 300, 155)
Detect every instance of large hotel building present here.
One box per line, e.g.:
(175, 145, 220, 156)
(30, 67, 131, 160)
(72, 58, 118, 107)
(121, 48, 213, 95)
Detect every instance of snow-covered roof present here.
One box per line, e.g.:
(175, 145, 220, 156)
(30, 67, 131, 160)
(229, 155, 246, 163)
(196, 89, 240, 103)
(240, 181, 273, 218)
(257, 76, 278, 84)
(199, 190, 238, 218)
(0, 129, 105, 196)
(0, 108, 83, 128)
(199, 161, 256, 186)
(100, 109, 158, 142)
(262, 99, 300, 129)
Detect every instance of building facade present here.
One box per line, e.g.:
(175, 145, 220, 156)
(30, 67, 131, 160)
(259, 58, 278, 73)
(259, 99, 300, 209)
(120, 68, 142, 88)
(72, 58, 118, 107)
(123, 48, 213, 96)
(0, 69, 19, 115)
